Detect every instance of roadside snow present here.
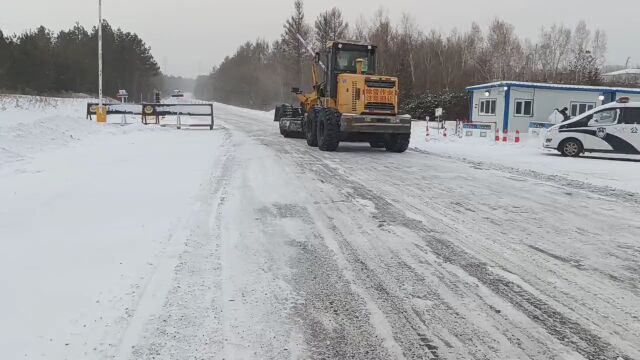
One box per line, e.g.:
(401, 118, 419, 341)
(0, 97, 223, 358)
(410, 121, 640, 194)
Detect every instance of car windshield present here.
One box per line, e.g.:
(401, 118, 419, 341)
(335, 49, 371, 72)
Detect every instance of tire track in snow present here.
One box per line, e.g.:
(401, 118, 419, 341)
(217, 108, 636, 359)
(122, 127, 234, 359)
(296, 151, 631, 360)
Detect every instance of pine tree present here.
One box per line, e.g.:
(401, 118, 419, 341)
(314, 8, 349, 50)
(0, 30, 10, 88)
(7, 26, 56, 93)
(0, 21, 161, 98)
(54, 23, 92, 93)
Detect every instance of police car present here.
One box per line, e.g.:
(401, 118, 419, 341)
(544, 97, 640, 157)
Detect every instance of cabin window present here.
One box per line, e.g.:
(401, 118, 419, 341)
(514, 99, 533, 117)
(570, 102, 595, 117)
(479, 99, 496, 115)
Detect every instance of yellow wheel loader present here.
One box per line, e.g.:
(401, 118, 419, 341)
(274, 40, 412, 152)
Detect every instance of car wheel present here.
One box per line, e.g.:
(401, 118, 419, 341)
(559, 139, 583, 157)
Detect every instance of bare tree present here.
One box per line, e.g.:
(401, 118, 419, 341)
(397, 14, 420, 91)
(591, 29, 607, 68)
(486, 19, 525, 81)
(367, 8, 393, 74)
(281, 0, 311, 86)
(197, 8, 611, 111)
(536, 24, 571, 82)
(352, 15, 369, 42)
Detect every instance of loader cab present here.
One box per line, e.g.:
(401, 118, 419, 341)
(324, 41, 377, 99)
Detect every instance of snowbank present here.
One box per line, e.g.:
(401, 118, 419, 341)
(0, 96, 223, 358)
(410, 121, 640, 193)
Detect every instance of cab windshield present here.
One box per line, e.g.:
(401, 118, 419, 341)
(335, 49, 372, 73)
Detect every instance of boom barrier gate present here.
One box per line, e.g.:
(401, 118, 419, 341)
(87, 102, 214, 130)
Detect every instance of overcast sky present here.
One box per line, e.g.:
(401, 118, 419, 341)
(1, 0, 638, 78)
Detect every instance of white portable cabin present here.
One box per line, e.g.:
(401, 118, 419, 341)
(465, 81, 640, 134)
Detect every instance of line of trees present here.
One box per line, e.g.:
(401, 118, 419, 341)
(195, 1, 609, 119)
(0, 21, 162, 101)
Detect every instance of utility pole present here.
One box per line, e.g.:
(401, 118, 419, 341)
(97, 0, 107, 122)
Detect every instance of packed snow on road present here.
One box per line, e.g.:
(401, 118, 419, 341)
(1, 95, 639, 360)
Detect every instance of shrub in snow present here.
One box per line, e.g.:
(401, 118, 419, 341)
(400, 89, 469, 121)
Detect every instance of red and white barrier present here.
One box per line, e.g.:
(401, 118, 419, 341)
(515, 130, 521, 143)
(502, 129, 508, 143)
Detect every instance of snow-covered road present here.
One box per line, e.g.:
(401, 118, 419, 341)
(1, 99, 639, 359)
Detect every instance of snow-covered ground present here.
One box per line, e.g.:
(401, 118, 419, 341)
(1, 96, 223, 358)
(411, 120, 640, 194)
(1, 96, 639, 360)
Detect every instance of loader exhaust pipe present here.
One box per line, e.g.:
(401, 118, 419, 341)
(356, 59, 365, 75)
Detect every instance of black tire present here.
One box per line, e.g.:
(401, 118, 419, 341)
(558, 138, 583, 157)
(385, 134, 410, 153)
(317, 108, 340, 152)
(305, 107, 319, 147)
(369, 141, 386, 149)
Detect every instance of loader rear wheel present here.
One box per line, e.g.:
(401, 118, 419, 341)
(385, 134, 410, 153)
(317, 108, 340, 152)
(306, 107, 319, 147)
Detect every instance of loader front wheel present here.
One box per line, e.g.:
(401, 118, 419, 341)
(384, 134, 410, 153)
(305, 107, 319, 147)
(318, 108, 340, 152)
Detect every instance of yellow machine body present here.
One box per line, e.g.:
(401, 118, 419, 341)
(335, 74, 398, 116)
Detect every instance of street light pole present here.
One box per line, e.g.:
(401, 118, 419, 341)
(96, 0, 107, 122)
(98, 0, 103, 108)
